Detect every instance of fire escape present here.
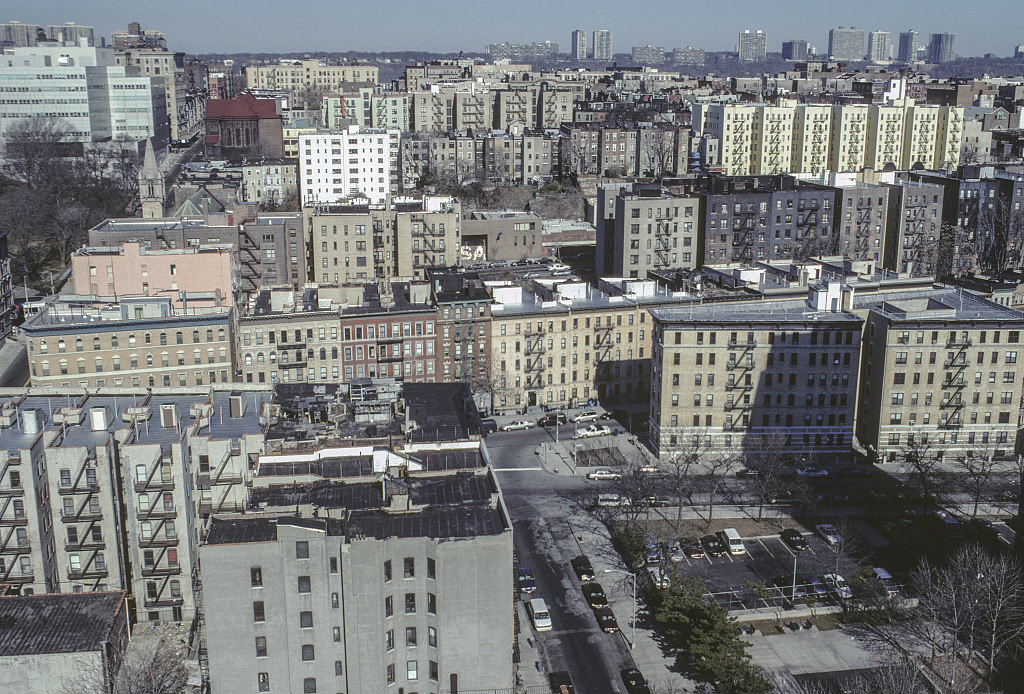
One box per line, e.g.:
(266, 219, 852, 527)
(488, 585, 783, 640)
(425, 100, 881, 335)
(724, 335, 756, 427)
(592, 320, 614, 390)
(197, 447, 247, 516)
(900, 195, 927, 273)
(854, 205, 873, 259)
(373, 219, 387, 279)
(136, 445, 182, 593)
(59, 453, 107, 589)
(523, 327, 546, 393)
(654, 218, 671, 268)
(190, 546, 210, 694)
(730, 203, 757, 263)
(881, 119, 900, 167)
(939, 333, 971, 429)
(846, 117, 864, 167)
(809, 119, 827, 171)
(0, 454, 29, 587)
(237, 224, 261, 296)
(416, 217, 446, 276)
(452, 310, 478, 383)
(276, 330, 307, 382)
(766, 117, 783, 173)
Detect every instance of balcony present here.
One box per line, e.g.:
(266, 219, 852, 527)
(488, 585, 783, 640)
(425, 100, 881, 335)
(60, 511, 102, 523)
(727, 340, 757, 350)
(377, 335, 403, 345)
(137, 507, 177, 520)
(0, 486, 23, 497)
(57, 482, 99, 496)
(138, 536, 179, 548)
(143, 596, 184, 608)
(946, 337, 972, 348)
(68, 566, 109, 580)
(64, 540, 104, 552)
(5, 542, 31, 554)
(134, 480, 175, 493)
(141, 565, 182, 577)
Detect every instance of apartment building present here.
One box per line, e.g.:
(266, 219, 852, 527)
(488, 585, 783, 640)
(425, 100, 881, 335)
(866, 103, 905, 169)
(592, 30, 613, 60)
(429, 271, 493, 388)
(306, 196, 460, 282)
(867, 31, 893, 63)
(752, 106, 796, 175)
(0, 387, 269, 621)
(828, 27, 866, 61)
(242, 159, 299, 208)
(737, 30, 767, 62)
(114, 45, 204, 142)
(488, 278, 694, 412)
(791, 104, 832, 175)
(649, 282, 863, 461)
(299, 126, 400, 205)
(201, 466, 513, 694)
(854, 288, 1024, 463)
(70, 241, 234, 308)
(883, 178, 945, 275)
(244, 59, 378, 93)
(88, 211, 307, 296)
(596, 184, 703, 277)
(833, 182, 890, 262)
(24, 297, 234, 389)
(237, 283, 440, 385)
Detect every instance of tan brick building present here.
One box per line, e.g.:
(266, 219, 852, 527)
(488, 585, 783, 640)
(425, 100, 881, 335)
(649, 283, 863, 461)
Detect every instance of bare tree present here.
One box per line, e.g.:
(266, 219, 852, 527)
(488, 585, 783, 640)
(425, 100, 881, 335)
(900, 433, 948, 515)
(742, 431, 797, 521)
(696, 451, 739, 529)
(976, 192, 1024, 273)
(61, 634, 188, 694)
(660, 436, 705, 530)
(2, 116, 71, 187)
(956, 447, 1001, 518)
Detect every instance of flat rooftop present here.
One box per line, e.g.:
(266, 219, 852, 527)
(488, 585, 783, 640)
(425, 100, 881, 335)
(0, 592, 125, 655)
(856, 287, 1024, 322)
(206, 516, 343, 545)
(651, 298, 861, 325)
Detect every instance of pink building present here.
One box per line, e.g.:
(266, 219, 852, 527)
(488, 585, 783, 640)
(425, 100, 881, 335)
(72, 240, 234, 308)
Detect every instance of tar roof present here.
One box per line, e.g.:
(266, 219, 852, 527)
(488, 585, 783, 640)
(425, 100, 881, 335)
(855, 287, 1024, 322)
(346, 504, 505, 540)
(0, 592, 125, 656)
(650, 298, 860, 325)
(205, 515, 342, 545)
(402, 382, 482, 441)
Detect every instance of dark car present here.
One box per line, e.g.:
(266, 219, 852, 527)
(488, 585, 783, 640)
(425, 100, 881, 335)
(736, 467, 762, 478)
(549, 671, 575, 694)
(571, 555, 595, 582)
(599, 411, 616, 420)
(701, 534, 727, 557)
(780, 528, 808, 551)
(583, 582, 609, 609)
(683, 536, 705, 558)
(480, 419, 498, 435)
(537, 412, 568, 427)
(517, 566, 537, 593)
(773, 576, 810, 602)
(621, 668, 652, 694)
(593, 606, 619, 633)
(970, 518, 1002, 544)
(641, 496, 672, 507)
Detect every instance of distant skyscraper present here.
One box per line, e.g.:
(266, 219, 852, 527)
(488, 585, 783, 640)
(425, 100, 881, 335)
(828, 26, 866, 61)
(1016, 44, 1024, 59)
(866, 30, 892, 62)
(592, 29, 613, 60)
(928, 33, 957, 63)
(782, 40, 810, 61)
(571, 30, 586, 61)
(737, 29, 767, 61)
(631, 45, 666, 64)
(898, 30, 919, 62)
(0, 21, 43, 47)
(46, 22, 94, 46)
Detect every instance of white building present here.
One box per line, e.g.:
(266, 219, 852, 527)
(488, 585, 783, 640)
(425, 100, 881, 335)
(0, 44, 168, 150)
(299, 125, 400, 205)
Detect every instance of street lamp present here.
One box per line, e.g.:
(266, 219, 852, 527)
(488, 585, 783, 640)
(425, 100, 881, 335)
(603, 568, 636, 649)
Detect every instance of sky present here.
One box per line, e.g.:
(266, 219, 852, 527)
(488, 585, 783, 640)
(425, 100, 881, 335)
(6, 0, 1022, 57)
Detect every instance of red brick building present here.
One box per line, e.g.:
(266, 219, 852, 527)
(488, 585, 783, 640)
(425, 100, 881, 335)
(204, 93, 284, 160)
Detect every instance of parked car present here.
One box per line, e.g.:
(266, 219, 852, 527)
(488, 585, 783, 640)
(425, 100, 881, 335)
(596, 493, 629, 507)
(587, 469, 621, 481)
(549, 262, 571, 272)
(736, 467, 762, 478)
(598, 411, 617, 421)
(805, 576, 829, 600)
(574, 411, 599, 423)
(813, 493, 851, 505)
(537, 412, 568, 427)
(822, 573, 853, 600)
(839, 466, 872, 477)
(682, 536, 705, 558)
(701, 534, 727, 557)
(773, 577, 810, 602)
(571, 555, 595, 582)
(574, 424, 612, 439)
(621, 668, 652, 694)
(796, 466, 830, 477)
(593, 606, 620, 633)
(517, 566, 537, 593)
(500, 420, 533, 431)
(480, 419, 498, 435)
(644, 541, 662, 566)
(582, 582, 609, 609)
(816, 523, 843, 546)
(549, 671, 575, 694)
(639, 464, 660, 474)
(932, 508, 964, 539)
(668, 541, 685, 562)
(872, 567, 899, 598)
(970, 518, 1002, 544)
(646, 566, 671, 588)
(780, 528, 808, 551)
(641, 495, 671, 507)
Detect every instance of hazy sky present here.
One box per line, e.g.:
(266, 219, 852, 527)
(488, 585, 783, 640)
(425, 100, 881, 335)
(7, 0, 1021, 56)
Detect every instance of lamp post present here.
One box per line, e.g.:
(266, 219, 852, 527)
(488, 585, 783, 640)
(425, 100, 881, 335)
(604, 568, 636, 649)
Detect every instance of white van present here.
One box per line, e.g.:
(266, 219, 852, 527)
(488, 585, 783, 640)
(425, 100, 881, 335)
(719, 527, 745, 555)
(528, 597, 552, 632)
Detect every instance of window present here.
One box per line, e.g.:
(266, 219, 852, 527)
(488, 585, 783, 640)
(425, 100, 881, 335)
(407, 660, 418, 680)
(405, 593, 416, 613)
(300, 611, 313, 628)
(302, 677, 316, 694)
(386, 629, 395, 650)
(296, 541, 309, 559)
(427, 593, 437, 614)
(253, 601, 265, 622)
(335, 661, 343, 677)
(385, 596, 393, 617)
(258, 673, 269, 692)
(427, 558, 435, 579)
(250, 566, 262, 587)
(406, 626, 417, 647)
(297, 576, 311, 593)
(384, 560, 392, 581)
(429, 661, 439, 681)
(302, 645, 315, 661)
(255, 637, 267, 657)
(386, 664, 396, 685)
(404, 557, 415, 578)
(428, 627, 437, 647)
(333, 626, 341, 642)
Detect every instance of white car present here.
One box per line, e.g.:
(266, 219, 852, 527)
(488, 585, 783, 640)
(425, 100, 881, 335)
(500, 420, 533, 431)
(587, 469, 621, 481)
(822, 573, 853, 599)
(574, 411, 599, 423)
(574, 424, 612, 439)
(596, 493, 629, 507)
(816, 523, 842, 546)
(549, 263, 570, 272)
(796, 466, 830, 477)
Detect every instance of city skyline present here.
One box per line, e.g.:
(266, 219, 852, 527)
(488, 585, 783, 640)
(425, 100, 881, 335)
(4, 0, 1020, 57)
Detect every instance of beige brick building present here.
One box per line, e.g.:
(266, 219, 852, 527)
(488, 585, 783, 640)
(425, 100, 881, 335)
(244, 59, 378, 93)
(854, 288, 1024, 463)
(649, 283, 863, 461)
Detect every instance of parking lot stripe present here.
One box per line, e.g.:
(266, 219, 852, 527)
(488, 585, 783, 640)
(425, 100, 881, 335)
(778, 540, 795, 557)
(758, 538, 776, 559)
(492, 467, 544, 472)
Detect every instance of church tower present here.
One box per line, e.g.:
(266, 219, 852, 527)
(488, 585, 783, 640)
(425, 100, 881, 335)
(139, 138, 166, 218)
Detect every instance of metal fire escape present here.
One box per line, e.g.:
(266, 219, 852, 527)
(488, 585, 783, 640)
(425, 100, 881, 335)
(523, 327, 546, 392)
(766, 117, 783, 172)
(0, 456, 29, 588)
(854, 205, 873, 259)
(730, 203, 757, 263)
(237, 224, 261, 296)
(900, 195, 927, 273)
(724, 335, 757, 426)
(59, 454, 107, 590)
(654, 219, 671, 268)
(939, 333, 971, 429)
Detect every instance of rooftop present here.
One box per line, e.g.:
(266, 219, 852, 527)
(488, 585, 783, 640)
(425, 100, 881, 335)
(856, 287, 1024, 322)
(0, 592, 126, 656)
(23, 296, 231, 330)
(205, 516, 342, 545)
(651, 296, 861, 326)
